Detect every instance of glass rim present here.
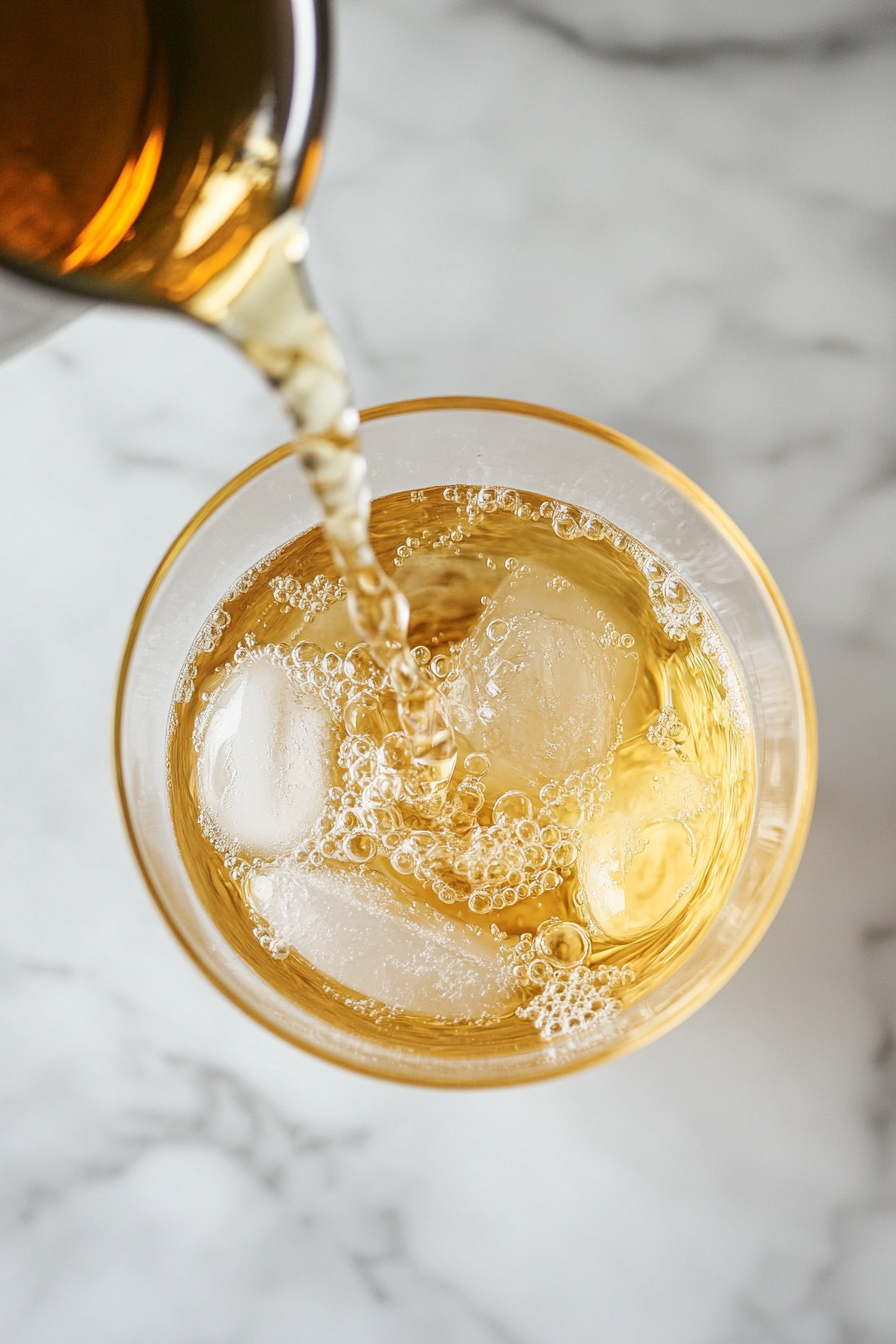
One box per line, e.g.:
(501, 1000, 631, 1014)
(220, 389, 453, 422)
(113, 395, 818, 1087)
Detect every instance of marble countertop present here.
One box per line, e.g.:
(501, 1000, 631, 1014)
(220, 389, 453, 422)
(1, 2, 894, 1339)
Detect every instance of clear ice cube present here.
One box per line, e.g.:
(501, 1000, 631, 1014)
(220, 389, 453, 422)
(247, 862, 519, 1018)
(577, 754, 715, 938)
(196, 653, 333, 859)
(447, 562, 637, 785)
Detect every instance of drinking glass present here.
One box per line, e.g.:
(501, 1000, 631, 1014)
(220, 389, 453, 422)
(116, 397, 816, 1087)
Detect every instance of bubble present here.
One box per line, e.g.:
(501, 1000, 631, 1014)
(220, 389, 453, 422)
(464, 752, 490, 776)
(343, 832, 377, 863)
(485, 857, 509, 885)
(292, 641, 321, 665)
(493, 791, 534, 824)
(412, 645, 431, 665)
(343, 643, 375, 682)
(321, 652, 342, 676)
(552, 507, 580, 539)
(539, 499, 555, 520)
(391, 849, 415, 875)
(454, 779, 485, 815)
(661, 575, 689, 610)
(541, 870, 561, 890)
(551, 794, 584, 829)
(493, 487, 517, 513)
(344, 693, 386, 738)
(581, 513, 603, 540)
(504, 557, 518, 571)
(620, 633, 635, 649)
(552, 839, 578, 868)
(380, 732, 413, 772)
(524, 843, 549, 869)
(469, 892, 492, 915)
(486, 619, 508, 643)
(540, 824, 561, 847)
(430, 654, 451, 678)
(477, 487, 498, 513)
(528, 958, 552, 985)
(536, 920, 590, 967)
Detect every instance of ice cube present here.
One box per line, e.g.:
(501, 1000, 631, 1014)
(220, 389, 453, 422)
(247, 862, 519, 1018)
(577, 816, 629, 928)
(446, 563, 637, 785)
(196, 653, 334, 859)
(577, 754, 715, 938)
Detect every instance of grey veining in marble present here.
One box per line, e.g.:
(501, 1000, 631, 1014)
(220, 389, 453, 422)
(0, 2, 894, 1340)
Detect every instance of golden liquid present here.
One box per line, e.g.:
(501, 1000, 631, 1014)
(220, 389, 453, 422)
(0, 0, 308, 303)
(168, 486, 756, 1055)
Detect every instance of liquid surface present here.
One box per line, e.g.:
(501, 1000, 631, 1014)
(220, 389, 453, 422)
(168, 485, 756, 1056)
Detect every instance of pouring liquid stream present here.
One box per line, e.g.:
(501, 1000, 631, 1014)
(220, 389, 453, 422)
(187, 212, 457, 787)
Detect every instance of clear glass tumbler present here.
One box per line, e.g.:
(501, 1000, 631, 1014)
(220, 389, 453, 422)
(116, 397, 816, 1086)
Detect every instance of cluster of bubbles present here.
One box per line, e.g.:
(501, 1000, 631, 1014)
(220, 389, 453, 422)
(281, 636, 617, 915)
(249, 915, 290, 961)
(517, 963, 633, 1042)
(270, 571, 346, 620)
(496, 920, 635, 1040)
(196, 606, 231, 655)
(393, 485, 653, 566)
(647, 706, 690, 753)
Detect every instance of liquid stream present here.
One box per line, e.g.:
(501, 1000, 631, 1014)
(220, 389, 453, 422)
(188, 214, 455, 780)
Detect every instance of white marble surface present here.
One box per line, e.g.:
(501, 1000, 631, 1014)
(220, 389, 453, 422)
(1, 2, 895, 1339)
